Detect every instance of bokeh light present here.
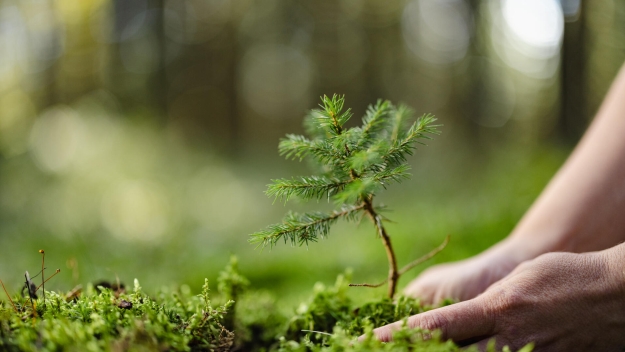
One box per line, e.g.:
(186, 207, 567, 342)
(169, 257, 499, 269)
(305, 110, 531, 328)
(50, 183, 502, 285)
(492, 0, 564, 78)
(164, 0, 231, 44)
(0, 90, 36, 156)
(402, 0, 473, 65)
(101, 180, 170, 242)
(240, 44, 313, 119)
(29, 106, 85, 173)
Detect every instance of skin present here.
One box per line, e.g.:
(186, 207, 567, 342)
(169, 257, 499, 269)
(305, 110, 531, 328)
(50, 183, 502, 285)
(370, 62, 625, 350)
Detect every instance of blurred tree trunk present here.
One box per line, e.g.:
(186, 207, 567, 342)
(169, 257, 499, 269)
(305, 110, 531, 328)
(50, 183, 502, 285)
(150, 0, 168, 121)
(224, 20, 240, 154)
(559, 0, 587, 145)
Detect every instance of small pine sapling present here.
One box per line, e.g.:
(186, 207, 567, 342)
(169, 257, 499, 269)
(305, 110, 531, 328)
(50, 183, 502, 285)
(250, 95, 449, 298)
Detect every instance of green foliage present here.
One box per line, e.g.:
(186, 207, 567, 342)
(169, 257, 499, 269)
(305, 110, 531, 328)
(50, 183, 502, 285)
(251, 95, 439, 249)
(250, 205, 365, 248)
(0, 260, 532, 351)
(283, 271, 431, 343)
(217, 255, 250, 303)
(0, 280, 234, 352)
(250, 94, 440, 299)
(285, 273, 353, 342)
(278, 272, 533, 352)
(276, 325, 462, 352)
(233, 290, 285, 351)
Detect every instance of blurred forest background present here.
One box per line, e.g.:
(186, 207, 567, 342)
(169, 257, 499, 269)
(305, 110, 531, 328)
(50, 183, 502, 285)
(1, 0, 624, 302)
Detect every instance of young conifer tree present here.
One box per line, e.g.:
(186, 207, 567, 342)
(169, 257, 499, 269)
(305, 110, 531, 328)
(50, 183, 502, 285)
(250, 95, 445, 298)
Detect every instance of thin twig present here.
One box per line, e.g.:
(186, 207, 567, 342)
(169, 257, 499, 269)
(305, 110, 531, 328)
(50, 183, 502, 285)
(35, 269, 60, 292)
(301, 330, 334, 337)
(39, 250, 45, 307)
(0, 279, 17, 313)
(398, 234, 450, 275)
(349, 281, 386, 288)
(349, 235, 450, 289)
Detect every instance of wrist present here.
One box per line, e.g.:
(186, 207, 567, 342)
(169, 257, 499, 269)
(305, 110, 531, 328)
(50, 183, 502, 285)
(506, 219, 580, 255)
(599, 242, 625, 297)
(484, 235, 547, 264)
(506, 201, 625, 255)
(472, 236, 536, 274)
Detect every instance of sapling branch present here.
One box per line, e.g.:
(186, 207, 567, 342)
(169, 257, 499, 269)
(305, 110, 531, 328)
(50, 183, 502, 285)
(250, 204, 366, 248)
(267, 176, 350, 202)
(250, 94, 442, 299)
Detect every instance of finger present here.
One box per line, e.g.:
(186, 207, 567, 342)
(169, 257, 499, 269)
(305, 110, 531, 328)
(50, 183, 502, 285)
(403, 281, 436, 305)
(370, 298, 495, 343)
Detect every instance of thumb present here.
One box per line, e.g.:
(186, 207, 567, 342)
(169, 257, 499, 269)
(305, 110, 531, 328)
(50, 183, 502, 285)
(369, 298, 495, 343)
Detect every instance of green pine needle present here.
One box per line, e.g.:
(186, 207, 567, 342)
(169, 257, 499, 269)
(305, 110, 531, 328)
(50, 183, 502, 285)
(249, 204, 366, 248)
(384, 114, 440, 167)
(390, 104, 415, 143)
(333, 178, 379, 204)
(267, 176, 349, 202)
(348, 140, 387, 174)
(312, 94, 353, 136)
(250, 95, 439, 249)
(372, 164, 412, 187)
(356, 99, 392, 148)
(279, 135, 345, 166)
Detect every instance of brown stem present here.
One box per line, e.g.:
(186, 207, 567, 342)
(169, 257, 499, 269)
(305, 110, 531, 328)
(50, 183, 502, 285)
(330, 104, 396, 297)
(349, 235, 450, 289)
(36, 269, 61, 292)
(363, 197, 398, 298)
(0, 279, 17, 313)
(39, 250, 45, 307)
(349, 281, 385, 288)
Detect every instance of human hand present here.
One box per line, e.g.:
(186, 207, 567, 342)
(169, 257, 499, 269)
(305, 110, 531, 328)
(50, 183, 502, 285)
(404, 238, 528, 305)
(371, 247, 625, 350)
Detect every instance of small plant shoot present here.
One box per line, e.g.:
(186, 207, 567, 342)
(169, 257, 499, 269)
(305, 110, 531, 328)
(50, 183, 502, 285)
(250, 95, 447, 298)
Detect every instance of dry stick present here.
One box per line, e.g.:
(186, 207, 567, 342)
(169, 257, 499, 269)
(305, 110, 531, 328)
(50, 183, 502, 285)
(0, 279, 17, 313)
(35, 269, 60, 292)
(39, 250, 45, 307)
(350, 234, 451, 289)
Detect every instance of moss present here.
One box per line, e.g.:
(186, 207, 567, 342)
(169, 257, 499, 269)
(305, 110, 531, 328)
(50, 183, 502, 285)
(1, 278, 233, 352)
(0, 261, 532, 352)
